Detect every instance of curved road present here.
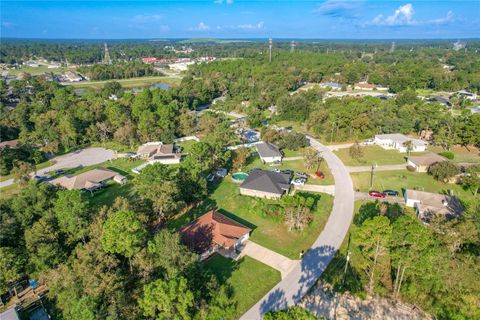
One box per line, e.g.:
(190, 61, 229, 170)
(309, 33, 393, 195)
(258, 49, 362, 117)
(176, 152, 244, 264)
(240, 137, 355, 319)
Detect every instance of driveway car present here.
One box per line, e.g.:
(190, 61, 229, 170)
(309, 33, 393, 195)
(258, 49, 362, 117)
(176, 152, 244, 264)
(315, 171, 325, 179)
(363, 139, 375, 145)
(369, 191, 386, 198)
(292, 178, 307, 186)
(383, 189, 399, 196)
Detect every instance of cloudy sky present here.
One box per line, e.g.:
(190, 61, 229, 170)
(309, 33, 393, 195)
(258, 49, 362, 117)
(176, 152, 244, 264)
(1, 1, 479, 39)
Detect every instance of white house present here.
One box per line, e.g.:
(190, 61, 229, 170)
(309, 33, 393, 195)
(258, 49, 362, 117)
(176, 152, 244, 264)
(374, 133, 427, 152)
(256, 142, 283, 163)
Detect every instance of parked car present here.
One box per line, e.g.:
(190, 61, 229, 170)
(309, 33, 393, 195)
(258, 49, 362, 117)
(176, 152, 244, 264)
(273, 169, 281, 173)
(281, 169, 294, 175)
(368, 191, 385, 198)
(292, 178, 307, 186)
(315, 171, 325, 179)
(383, 189, 399, 196)
(32, 175, 48, 182)
(363, 139, 375, 145)
(55, 169, 66, 175)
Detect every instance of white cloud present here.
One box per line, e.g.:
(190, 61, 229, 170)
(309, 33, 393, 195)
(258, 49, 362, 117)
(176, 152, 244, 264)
(214, 0, 234, 4)
(235, 21, 264, 30)
(371, 3, 454, 27)
(314, 0, 362, 19)
(189, 22, 211, 31)
(1, 21, 15, 28)
(131, 14, 163, 24)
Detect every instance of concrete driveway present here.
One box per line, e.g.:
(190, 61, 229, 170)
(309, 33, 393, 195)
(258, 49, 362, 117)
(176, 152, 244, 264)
(0, 148, 115, 188)
(293, 184, 335, 196)
(240, 137, 355, 320)
(240, 241, 299, 279)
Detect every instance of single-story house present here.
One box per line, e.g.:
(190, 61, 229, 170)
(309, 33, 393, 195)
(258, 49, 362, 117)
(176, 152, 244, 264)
(374, 133, 427, 152)
(51, 167, 126, 192)
(256, 142, 283, 163)
(407, 153, 447, 172)
(240, 169, 291, 199)
(354, 82, 376, 91)
(64, 72, 82, 82)
(320, 81, 342, 90)
(404, 189, 463, 223)
(0, 139, 19, 149)
(180, 210, 251, 260)
(137, 142, 181, 164)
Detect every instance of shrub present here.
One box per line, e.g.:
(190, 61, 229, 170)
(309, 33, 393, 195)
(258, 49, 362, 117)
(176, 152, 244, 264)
(406, 165, 416, 172)
(438, 151, 454, 160)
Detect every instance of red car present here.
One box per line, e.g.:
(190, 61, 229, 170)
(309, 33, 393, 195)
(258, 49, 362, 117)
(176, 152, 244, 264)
(315, 171, 325, 179)
(368, 191, 385, 198)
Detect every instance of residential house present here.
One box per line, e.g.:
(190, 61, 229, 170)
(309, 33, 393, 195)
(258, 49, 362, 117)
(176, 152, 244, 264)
(51, 167, 126, 192)
(137, 142, 181, 164)
(354, 82, 376, 91)
(457, 90, 477, 101)
(374, 133, 427, 152)
(240, 169, 291, 199)
(320, 81, 342, 90)
(64, 72, 82, 82)
(256, 142, 283, 163)
(180, 210, 251, 260)
(407, 153, 447, 172)
(404, 189, 463, 222)
(427, 96, 451, 108)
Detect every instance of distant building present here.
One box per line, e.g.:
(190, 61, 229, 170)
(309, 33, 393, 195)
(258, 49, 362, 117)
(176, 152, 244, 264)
(320, 81, 342, 90)
(404, 189, 463, 223)
(142, 57, 157, 63)
(64, 72, 82, 82)
(51, 168, 126, 192)
(137, 142, 181, 164)
(180, 210, 251, 260)
(457, 90, 477, 101)
(354, 82, 389, 91)
(374, 133, 427, 152)
(428, 96, 451, 107)
(407, 153, 447, 172)
(239, 169, 291, 199)
(256, 142, 283, 163)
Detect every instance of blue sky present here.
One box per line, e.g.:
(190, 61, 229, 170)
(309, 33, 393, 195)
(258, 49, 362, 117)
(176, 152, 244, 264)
(1, 1, 479, 39)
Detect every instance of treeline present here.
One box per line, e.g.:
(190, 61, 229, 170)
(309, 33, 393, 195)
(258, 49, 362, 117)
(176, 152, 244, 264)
(323, 201, 480, 319)
(77, 62, 160, 80)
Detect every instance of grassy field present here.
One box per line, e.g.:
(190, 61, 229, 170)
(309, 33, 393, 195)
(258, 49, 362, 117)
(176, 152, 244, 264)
(204, 254, 281, 319)
(334, 145, 416, 166)
(66, 76, 182, 89)
(351, 170, 476, 204)
(170, 180, 333, 259)
(7, 65, 71, 76)
(428, 145, 480, 164)
(244, 156, 334, 186)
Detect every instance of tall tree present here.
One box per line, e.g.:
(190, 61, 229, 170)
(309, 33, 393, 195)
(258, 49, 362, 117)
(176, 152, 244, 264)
(53, 189, 89, 243)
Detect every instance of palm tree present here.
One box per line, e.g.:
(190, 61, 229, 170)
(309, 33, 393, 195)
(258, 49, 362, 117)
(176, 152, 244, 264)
(403, 140, 414, 157)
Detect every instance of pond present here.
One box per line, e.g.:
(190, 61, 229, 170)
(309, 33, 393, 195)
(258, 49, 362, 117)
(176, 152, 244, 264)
(150, 83, 172, 90)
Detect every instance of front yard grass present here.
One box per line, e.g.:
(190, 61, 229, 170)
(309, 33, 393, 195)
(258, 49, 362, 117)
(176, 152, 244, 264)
(204, 254, 281, 319)
(334, 145, 417, 166)
(170, 180, 334, 259)
(351, 170, 476, 205)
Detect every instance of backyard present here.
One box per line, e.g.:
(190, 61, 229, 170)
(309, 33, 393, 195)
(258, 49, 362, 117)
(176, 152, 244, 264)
(204, 254, 281, 319)
(351, 170, 477, 205)
(170, 179, 334, 259)
(334, 145, 414, 166)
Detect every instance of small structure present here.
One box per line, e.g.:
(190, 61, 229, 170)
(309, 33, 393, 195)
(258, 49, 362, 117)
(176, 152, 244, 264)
(427, 96, 451, 107)
(404, 189, 463, 222)
(180, 210, 251, 260)
(457, 90, 477, 101)
(137, 142, 181, 164)
(0, 139, 19, 149)
(240, 169, 291, 199)
(64, 72, 82, 82)
(320, 81, 342, 90)
(354, 82, 376, 91)
(471, 106, 480, 114)
(256, 142, 282, 163)
(51, 167, 126, 192)
(374, 133, 427, 152)
(407, 153, 447, 172)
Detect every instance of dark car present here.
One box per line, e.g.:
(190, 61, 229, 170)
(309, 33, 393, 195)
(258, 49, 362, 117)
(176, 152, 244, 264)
(369, 191, 386, 198)
(281, 169, 294, 175)
(55, 169, 66, 175)
(383, 189, 399, 196)
(32, 175, 48, 182)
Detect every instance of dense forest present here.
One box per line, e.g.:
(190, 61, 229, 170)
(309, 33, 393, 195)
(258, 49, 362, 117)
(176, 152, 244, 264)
(77, 62, 161, 80)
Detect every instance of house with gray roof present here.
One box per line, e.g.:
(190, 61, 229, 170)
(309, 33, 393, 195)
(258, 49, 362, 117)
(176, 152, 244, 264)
(239, 169, 291, 199)
(51, 167, 126, 193)
(256, 142, 283, 163)
(374, 133, 427, 152)
(407, 153, 447, 172)
(404, 189, 463, 223)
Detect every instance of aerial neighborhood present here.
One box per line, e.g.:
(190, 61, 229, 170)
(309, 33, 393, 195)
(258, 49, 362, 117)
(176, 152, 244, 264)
(0, 6, 479, 320)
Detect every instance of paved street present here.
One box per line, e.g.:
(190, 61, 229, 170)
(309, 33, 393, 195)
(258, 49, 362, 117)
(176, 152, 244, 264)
(0, 148, 115, 188)
(240, 241, 299, 279)
(347, 164, 406, 173)
(240, 137, 355, 319)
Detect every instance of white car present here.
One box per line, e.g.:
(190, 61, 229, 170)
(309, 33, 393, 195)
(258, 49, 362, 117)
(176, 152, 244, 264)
(363, 139, 375, 145)
(291, 178, 306, 186)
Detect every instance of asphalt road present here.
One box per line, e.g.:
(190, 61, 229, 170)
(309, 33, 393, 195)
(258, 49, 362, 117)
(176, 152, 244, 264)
(240, 137, 355, 319)
(0, 148, 115, 188)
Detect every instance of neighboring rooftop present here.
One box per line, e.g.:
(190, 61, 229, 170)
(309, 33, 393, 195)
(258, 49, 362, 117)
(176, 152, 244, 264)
(375, 133, 426, 147)
(408, 153, 447, 167)
(51, 167, 123, 191)
(405, 189, 463, 222)
(256, 142, 282, 159)
(180, 210, 251, 252)
(240, 169, 291, 195)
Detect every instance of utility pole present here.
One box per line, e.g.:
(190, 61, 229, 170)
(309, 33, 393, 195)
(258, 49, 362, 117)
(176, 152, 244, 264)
(370, 162, 377, 189)
(342, 251, 351, 288)
(290, 40, 295, 53)
(389, 41, 396, 53)
(103, 43, 111, 65)
(268, 38, 272, 63)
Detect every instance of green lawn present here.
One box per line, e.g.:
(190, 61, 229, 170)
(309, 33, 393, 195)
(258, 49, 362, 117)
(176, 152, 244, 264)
(7, 65, 71, 76)
(170, 180, 333, 259)
(335, 145, 415, 166)
(244, 156, 334, 186)
(351, 170, 477, 205)
(66, 76, 182, 89)
(428, 145, 480, 164)
(204, 254, 280, 319)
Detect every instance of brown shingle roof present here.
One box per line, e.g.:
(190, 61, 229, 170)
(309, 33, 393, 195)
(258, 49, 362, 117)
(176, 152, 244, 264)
(180, 211, 251, 253)
(51, 167, 121, 190)
(408, 153, 447, 167)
